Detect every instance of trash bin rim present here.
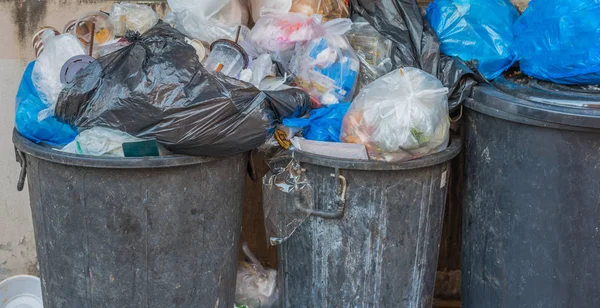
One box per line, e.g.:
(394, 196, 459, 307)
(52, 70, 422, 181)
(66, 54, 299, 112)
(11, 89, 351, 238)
(287, 134, 460, 171)
(12, 129, 221, 169)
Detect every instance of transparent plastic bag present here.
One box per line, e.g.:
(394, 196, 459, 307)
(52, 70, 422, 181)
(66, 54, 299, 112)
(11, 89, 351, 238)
(110, 3, 159, 36)
(345, 21, 393, 87)
(240, 54, 275, 88)
(290, 0, 348, 20)
(426, 0, 519, 80)
(32, 32, 85, 120)
(235, 242, 278, 308)
(61, 127, 145, 157)
(249, 0, 293, 23)
(262, 159, 313, 245)
(168, 0, 249, 43)
(514, 0, 600, 85)
(291, 32, 359, 105)
(249, 12, 350, 52)
(341, 68, 450, 162)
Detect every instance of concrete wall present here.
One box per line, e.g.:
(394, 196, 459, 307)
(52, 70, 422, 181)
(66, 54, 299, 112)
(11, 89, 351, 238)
(0, 0, 168, 282)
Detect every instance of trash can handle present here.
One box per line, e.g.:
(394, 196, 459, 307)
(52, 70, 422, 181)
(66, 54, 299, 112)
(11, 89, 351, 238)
(295, 172, 348, 219)
(15, 148, 27, 192)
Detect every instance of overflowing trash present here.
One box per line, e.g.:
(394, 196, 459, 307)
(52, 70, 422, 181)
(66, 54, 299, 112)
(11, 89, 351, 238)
(426, 0, 519, 80)
(235, 243, 278, 308)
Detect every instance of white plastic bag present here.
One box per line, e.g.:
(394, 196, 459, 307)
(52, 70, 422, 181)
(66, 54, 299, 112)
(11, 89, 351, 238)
(341, 68, 450, 162)
(168, 0, 249, 43)
(61, 127, 145, 157)
(110, 3, 159, 36)
(32, 32, 86, 121)
(236, 243, 278, 307)
(249, 0, 292, 23)
(240, 54, 274, 87)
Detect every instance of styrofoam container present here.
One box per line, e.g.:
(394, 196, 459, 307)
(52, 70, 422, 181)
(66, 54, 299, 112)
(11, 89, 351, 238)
(0, 275, 43, 308)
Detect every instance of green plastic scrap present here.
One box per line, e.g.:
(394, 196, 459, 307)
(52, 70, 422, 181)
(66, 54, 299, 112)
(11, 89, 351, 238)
(410, 128, 430, 146)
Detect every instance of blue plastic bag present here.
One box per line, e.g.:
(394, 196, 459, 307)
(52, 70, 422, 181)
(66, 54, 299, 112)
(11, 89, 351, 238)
(514, 0, 600, 85)
(15, 61, 78, 145)
(283, 103, 351, 142)
(426, 0, 519, 80)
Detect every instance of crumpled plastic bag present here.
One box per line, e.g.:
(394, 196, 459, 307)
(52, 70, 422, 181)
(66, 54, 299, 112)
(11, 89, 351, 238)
(15, 61, 78, 146)
(288, 18, 358, 105)
(236, 242, 278, 308)
(168, 0, 249, 43)
(426, 0, 519, 80)
(240, 54, 275, 88)
(249, 12, 350, 52)
(341, 67, 450, 162)
(32, 31, 86, 121)
(110, 2, 159, 36)
(513, 0, 600, 85)
(283, 102, 350, 142)
(55, 22, 311, 157)
(61, 127, 144, 157)
(345, 21, 393, 87)
(350, 0, 481, 110)
(249, 0, 293, 23)
(263, 159, 313, 245)
(290, 0, 349, 20)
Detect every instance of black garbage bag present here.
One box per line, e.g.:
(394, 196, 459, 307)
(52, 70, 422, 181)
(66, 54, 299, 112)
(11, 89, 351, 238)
(56, 22, 311, 157)
(350, 0, 483, 110)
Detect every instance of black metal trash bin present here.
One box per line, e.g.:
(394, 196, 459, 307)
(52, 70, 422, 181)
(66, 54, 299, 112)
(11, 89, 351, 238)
(462, 78, 600, 308)
(275, 136, 461, 307)
(13, 130, 248, 308)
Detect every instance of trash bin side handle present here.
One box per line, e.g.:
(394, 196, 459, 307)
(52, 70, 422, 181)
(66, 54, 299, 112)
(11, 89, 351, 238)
(15, 148, 27, 192)
(295, 172, 348, 219)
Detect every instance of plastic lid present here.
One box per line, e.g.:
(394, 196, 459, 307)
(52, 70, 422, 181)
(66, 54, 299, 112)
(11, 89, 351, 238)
(0, 275, 43, 308)
(467, 73, 600, 130)
(60, 55, 96, 84)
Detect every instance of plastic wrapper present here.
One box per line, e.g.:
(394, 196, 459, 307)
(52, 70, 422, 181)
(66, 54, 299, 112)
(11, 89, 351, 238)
(263, 159, 313, 245)
(249, 12, 351, 52)
(291, 34, 359, 105)
(15, 61, 78, 146)
(350, 0, 480, 110)
(32, 32, 86, 120)
(426, 0, 519, 80)
(346, 22, 393, 87)
(283, 102, 350, 142)
(290, 0, 349, 20)
(61, 127, 144, 157)
(235, 243, 278, 308)
(341, 68, 450, 162)
(513, 0, 600, 85)
(110, 3, 159, 36)
(55, 22, 311, 157)
(168, 0, 249, 43)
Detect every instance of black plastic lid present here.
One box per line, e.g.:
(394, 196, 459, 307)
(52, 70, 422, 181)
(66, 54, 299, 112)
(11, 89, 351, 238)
(467, 73, 600, 130)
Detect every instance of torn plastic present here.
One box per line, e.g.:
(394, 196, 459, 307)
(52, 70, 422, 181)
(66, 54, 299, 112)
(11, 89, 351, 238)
(426, 0, 519, 80)
(341, 68, 450, 162)
(345, 21, 393, 87)
(168, 0, 249, 43)
(283, 102, 350, 142)
(32, 32, 86, 121)
(349, 0, 479, 110)
(514, 0, 600, 85)
(110, 2, 159, 36)
(55, 22, 311, 157)
(61, 127, 145, 157)
(15, 61, 78, 146)
(249, 13, 351, 52)
(263, 159, 313, 245)
(235, 243, 278, 308)
(290, 25, 359, 105)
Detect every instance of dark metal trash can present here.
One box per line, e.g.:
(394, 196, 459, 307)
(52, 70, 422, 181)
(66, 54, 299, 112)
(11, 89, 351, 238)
(13, 130, 247, 308)
(276, 135, 460, 307)
(462, 78, 600, 308)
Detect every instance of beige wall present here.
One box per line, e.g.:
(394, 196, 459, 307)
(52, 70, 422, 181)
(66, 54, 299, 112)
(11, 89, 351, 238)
(0, 0, 167, 282)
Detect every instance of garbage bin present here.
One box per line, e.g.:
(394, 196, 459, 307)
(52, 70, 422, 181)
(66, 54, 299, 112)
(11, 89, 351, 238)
(275, 135, 461, 307)
(13, 130, 247, 308)
(462, 77, 600, 308)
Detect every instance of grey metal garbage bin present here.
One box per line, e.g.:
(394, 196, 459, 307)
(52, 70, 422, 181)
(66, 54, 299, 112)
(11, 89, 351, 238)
(274, 135, 461, 307)
(13, 130, 248, 308)
(462, 77, 600, 308)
